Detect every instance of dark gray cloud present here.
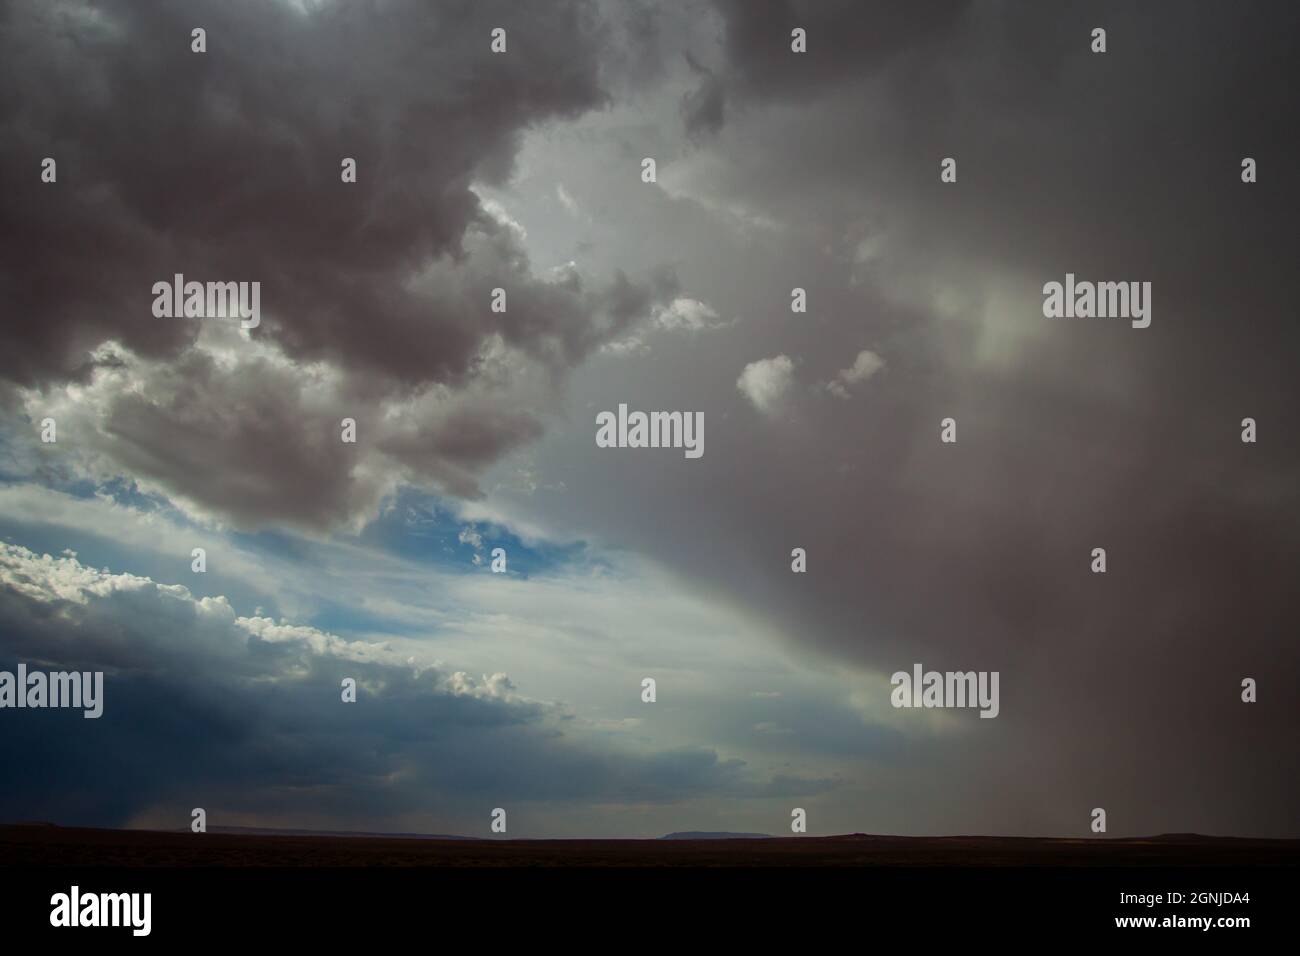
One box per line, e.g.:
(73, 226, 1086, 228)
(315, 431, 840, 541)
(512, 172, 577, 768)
(709, 0, 968, 106)
(484, 0, 1300, 833)
(0, 0, 676, 527)
(680, 51, 725, 140)
(647, 0, 1300, 669)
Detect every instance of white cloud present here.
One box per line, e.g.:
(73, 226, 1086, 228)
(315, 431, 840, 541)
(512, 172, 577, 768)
(599, 334, 650, 357)
(555, 182, 580, 217)
(653, 297, 725, 332)
(826, 349, 885, 399)
(737, 354, 795, 415)
(602, 297, 726, 356)
(0, 540, 410, 675)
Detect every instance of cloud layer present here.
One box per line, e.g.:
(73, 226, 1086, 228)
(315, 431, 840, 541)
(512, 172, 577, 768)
(0, 541, 836, 831)
(1, 0, 677, 529)
(2, 0, 1297, 838)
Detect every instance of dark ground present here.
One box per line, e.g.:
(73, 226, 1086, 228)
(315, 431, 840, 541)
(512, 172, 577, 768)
(2, 824, 1297, 867)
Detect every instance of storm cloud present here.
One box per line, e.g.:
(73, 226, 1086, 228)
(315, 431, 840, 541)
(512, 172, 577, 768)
(1, 0, 677, 528)
(1, 0, 1296, 838)
(467, 0, 1300, 833)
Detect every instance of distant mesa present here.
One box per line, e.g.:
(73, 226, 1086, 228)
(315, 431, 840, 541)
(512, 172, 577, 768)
(659, 831, 772, 840)
(192, 825, 479, 840)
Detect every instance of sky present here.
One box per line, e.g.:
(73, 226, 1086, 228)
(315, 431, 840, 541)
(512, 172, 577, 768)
(0, 0, 1297, 839)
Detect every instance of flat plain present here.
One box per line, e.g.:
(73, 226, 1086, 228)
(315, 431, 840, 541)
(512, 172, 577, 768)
(2, 825, 1296, 867)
